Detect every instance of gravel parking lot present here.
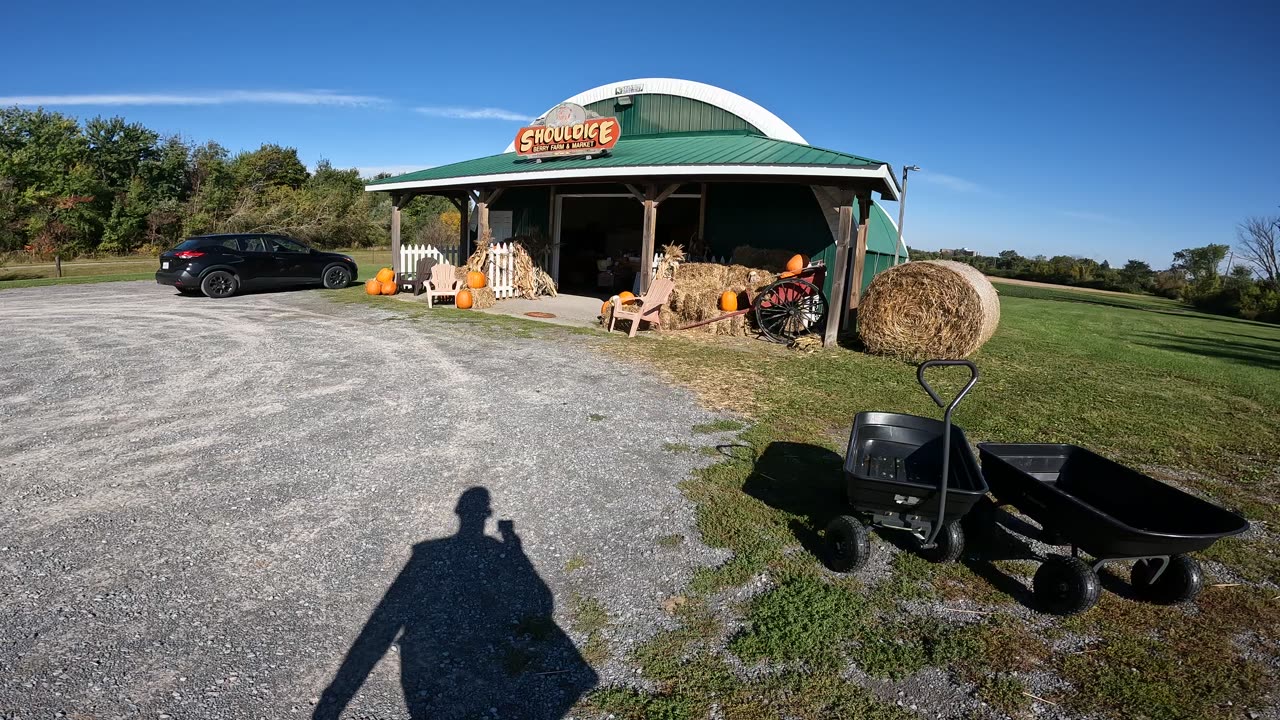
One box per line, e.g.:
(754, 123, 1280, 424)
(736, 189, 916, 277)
(0, 282, 731, 719)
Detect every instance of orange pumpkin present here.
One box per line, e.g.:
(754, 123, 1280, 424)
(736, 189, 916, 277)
(466, 270, 486, 289)
(618, 291, 635, 303)
(365, 279, 382, 296)
(786, 254, 806, 273)
(456, 289, 474, 309)
(375, 267, 395, 283)
(720, 291, 739, 312)
(600, 300, 611, 317)
(379, 280, 397, 295)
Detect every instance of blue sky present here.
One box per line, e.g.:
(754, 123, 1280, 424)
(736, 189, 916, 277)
(2, 0, 1276, 267)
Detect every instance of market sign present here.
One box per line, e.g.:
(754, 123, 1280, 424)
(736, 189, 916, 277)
(514, 102, 620, 159)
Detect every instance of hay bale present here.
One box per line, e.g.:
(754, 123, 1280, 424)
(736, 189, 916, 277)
(858, 260, 1001, 360)
(469, 285, 496, 309)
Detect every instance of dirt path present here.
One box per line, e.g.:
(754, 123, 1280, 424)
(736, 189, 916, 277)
(0, 282, 732, 719)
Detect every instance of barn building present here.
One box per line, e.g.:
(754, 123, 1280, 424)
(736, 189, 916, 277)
(365, 78, 906, 336)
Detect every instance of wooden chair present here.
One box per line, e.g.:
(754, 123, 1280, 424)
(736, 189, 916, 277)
(426, 260, 463, 308)
(608, 275, 676, 337)
(402, 256, 437, 297)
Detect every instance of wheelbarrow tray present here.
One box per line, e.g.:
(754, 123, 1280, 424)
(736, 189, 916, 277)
(978, 443, 1249, 558)
(844, 411, 987, 523)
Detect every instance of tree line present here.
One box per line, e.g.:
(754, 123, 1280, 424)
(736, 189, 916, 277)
(910, 220, 1280, 324)
(0, 107, 455, 259)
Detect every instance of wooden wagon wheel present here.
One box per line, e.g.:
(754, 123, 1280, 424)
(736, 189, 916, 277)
(753, 278, 827, 343)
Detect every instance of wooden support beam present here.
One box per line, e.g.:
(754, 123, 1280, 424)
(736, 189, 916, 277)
(458, 197, 470, 260)
(697, 183, 707, 250)
(848, 193, 873, 319)
(640, 184, 658, 293)
(655, 183, 681, 204)
(624, 183, 646, 202)
(548, 186, 560, 283)
(476, 197, 490, 243)
(390, 193, 403, 275)
(822, 189, 857, 346)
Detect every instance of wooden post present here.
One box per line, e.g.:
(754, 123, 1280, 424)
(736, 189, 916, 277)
(548, 186, 560, 283)
(458, 196, 470, 262)
(822, 190, 856, 346)
(390, 193, 403, 275)
(697, 183, 708, 251)
(476, 191, 490, 243)
(54, 254, 62, 278)
(849, 193, 873, 317)
(640, 184, 658, 293)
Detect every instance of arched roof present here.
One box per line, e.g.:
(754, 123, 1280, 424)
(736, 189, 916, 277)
(502, 78, 807, 153)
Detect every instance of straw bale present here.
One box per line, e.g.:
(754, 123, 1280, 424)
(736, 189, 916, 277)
(858, 260, 1001, 360)
(469, 285, 496, 309)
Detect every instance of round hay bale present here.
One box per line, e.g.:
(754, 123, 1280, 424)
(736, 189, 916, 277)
(858, 260, 1000, 360)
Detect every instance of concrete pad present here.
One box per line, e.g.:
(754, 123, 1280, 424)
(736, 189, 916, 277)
(475, 293, 603, 328)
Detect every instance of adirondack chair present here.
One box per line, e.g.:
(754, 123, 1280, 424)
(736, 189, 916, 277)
(404, 256, 437, 297)
(426, 260, 463, 308)
(608, 274, 676, 337)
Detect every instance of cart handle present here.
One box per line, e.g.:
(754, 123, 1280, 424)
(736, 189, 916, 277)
(916, 360, 979, 549)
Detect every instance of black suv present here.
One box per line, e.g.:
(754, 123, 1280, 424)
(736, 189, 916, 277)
(156, 234, 359, 298)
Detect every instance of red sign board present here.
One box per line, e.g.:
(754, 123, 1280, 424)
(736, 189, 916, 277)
(514, 116, 620, 159)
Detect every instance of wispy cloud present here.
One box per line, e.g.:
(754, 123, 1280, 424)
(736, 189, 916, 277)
(355, 164, 432, 178)
(415, 106, 530, 122)
(1059, 209, 1128, 225)
(912, 170, 996, 196)
(0, 90, 383, 107)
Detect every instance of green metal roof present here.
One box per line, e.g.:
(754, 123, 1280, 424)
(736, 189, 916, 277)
(365, 133, 888, 189)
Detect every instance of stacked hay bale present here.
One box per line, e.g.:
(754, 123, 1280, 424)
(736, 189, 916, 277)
(857, 260, 1001, 360)
(452, 267, 496, 309)
(730, 246, 794, 273)
(659, 263, 776, 336)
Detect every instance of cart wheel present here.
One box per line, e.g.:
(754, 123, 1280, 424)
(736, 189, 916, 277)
(825, 515, 870, 573)
(918, 520, 965, 563)
(754, 278, 827, 344)
(1131, 555, 1203, 605)
(1033, 555, 1101, 616)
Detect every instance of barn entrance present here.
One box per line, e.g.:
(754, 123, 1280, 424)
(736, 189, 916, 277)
(554, 193, 700, 297)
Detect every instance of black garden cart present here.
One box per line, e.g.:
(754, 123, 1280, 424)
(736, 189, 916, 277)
(976, 444, 1250, 615)
(826, 360, 989, 572)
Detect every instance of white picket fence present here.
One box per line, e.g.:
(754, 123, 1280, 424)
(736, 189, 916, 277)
(651, 252, 727, 271)
(487, 242, 517, 299)
(400, 243, 461, 278)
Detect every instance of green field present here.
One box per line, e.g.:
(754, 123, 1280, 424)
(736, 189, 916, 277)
(582, 278, 1280, 720)
(0, 247, 395, 289)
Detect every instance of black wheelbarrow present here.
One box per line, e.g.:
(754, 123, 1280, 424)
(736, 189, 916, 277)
(977, 443, 1251, 615)
(826, 360, 988, 572)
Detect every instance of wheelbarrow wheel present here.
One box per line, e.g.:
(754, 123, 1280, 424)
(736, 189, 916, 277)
(1034, 555, 1100, 616)
(825, 515, 870, 573)
(918, 520, 964, 564)
(1131, 555, 1203, 605)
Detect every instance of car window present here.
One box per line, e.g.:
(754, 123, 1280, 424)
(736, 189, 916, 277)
(175, 238, 205, 250)
(268, 236, 309, 253)
(216, 237, 240, 250)
(241, 236, 269, 253)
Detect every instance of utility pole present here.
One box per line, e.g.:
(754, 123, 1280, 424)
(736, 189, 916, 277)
(894, 165, 920, 265)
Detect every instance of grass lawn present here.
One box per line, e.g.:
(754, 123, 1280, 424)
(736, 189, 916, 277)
(335, 282, 1279, 719)
(0, 247, 395, 290)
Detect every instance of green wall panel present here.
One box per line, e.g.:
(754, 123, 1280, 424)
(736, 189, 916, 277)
(583, 94, 760, 137)
(493, 186, 551, 239)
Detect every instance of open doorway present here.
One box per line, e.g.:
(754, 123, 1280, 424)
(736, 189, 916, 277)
(555, 194, 700, 297)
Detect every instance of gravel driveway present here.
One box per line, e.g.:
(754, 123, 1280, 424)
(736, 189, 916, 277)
(0, 282, 731, 719)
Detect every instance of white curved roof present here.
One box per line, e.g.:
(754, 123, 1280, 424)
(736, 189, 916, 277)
(502, 78, 807, 153)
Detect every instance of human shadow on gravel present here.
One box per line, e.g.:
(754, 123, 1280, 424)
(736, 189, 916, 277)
(313, 487, 597, 720)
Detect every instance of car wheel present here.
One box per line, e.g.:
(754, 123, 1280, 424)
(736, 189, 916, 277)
(322, 263, 352, 289)
(201, 270, 239, 298)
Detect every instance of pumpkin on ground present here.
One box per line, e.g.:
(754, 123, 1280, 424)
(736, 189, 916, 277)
(786, 254, 806, 273)
(375, 267, 395, 283)
(379, 280, 398, 295)
(466, 270, 487, 289)
(457, 289, 474, 309)
(720, 291, 739, 312)
(365, 279, 381, 296)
